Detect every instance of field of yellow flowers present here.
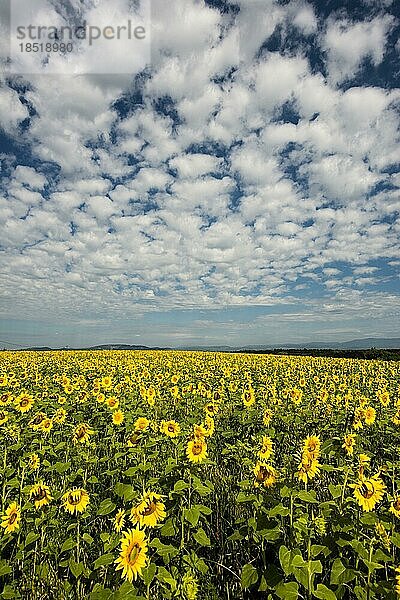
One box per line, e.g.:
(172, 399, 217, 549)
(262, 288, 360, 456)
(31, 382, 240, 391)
(0, 350, 399, 600)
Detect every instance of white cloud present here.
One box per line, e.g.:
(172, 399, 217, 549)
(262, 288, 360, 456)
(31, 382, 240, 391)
(14, 166, 47, 190)
(322, 15, 394, 84)
(291, 3, 318, 36)
(169, 154, 223, 178)
(0, 86, 29, 133)
(0, 0, 398, 343)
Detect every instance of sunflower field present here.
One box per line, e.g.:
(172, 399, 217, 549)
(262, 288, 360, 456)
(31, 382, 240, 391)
(0, 350, 399, 600)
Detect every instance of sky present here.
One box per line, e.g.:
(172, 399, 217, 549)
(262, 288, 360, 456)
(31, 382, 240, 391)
(0, 0, 399, 349)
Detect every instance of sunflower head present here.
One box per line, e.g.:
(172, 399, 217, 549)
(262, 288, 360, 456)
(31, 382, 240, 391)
(73, 422, 94, 444)
(303, 435, 321, 459)
(1, 502, 21, 534)
(263, 408, 273, 426)
(253, 462, 278, 488)
(296, 454, 320, 484)
(352, 475, 386, 512)
(390, 497, 400, 518)
(53, 408, 67, 424)
(62, 488, 90, 515)
(134, 417, 150, 431)
(28, 453, 40, 471)
(15, 393, 34, 413)
(342, 433, 356, 455)
(115, 528, 148, 582)
(127, 431, 142, 447)
(364, 406, 376, 425)
(258, 436, 273, 460)
(203, 416, 215, 437)
(40, 418, 53, 433)
(242, 389, 255, 408)
(112, 410, 124, 425)
(193, 424, 207, 439)
(186, 438, 207, 463)
(181, 571, 199, 600)
(130, 492, 166, 528)
(29, 482, 53, 508)
(114, 509, 125, 532)
(161, 420, 181, 438)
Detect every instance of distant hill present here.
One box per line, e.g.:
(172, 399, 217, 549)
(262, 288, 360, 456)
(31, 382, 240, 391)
(87, 344, 151, 350)
(19, 344, 170, 351)
(25, 346, 53, 351)
(186, 337, 400, 351)
(3, 337, 399, 354)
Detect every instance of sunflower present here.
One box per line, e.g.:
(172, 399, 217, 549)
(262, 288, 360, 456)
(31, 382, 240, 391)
(253, 462, 278, 488)
(29, 482, 53, 508)
(112, 410, 124, 425)
(115, 528, 148, 582)
(352, 475, 386, 512)
(297, 455, 320, 484)
(186, 438, 207, 463)
(1, 502, 21, 534)
(114, 509, 125, 532)
(161, 420, 181, 438)
(258, 436, 273, 460)
(131, 492, 166, 528)
(342, 433, 356, 455)
(263, 408, 273, 426)
(29, 412, 47, 431)
(289, 388, 302, 405)
(54, 408, 67, 424)
(203, 416, 215, 437)
(14, 393, 34, 413)
(352, 407, 365, 430)
(364, 406, 376, 425)
(204, 402, 220, 416)
(193, 424, 207, 439)
(96, 393, 105, 404)
(40, 418, 53, 433)
(73, 422, 94, 444)
(28, 453, 40, 470)
(393, 409, 400, 425)
(303, 435, 321, 459)
(0, 393, 12, 406)
(146, 387, 156, 406)
(62, 488, 90, 515)
(0, 410, 8, 425)
(106, 396, 119, 410)
(102, 376, 112, 390)
(390, 497, 400, 518)
(134, 417, 150, 431)
(242, 389, 255, 408)
(377, 390, 390, 407)
(170, 386, 180, 399)
(127, 432, 142, 447)
(77, 391, 88, 404)
(181, 571, 199, 600)
(395, 566, 400, 598)
(358, 454, 371, 478)
(375, 521, 391, 550)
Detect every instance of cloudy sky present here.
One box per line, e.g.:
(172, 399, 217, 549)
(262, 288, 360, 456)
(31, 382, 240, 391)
(0, 0, 399, 348)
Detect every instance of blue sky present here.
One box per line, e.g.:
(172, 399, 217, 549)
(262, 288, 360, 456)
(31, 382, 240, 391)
(0, 0, 399, 348)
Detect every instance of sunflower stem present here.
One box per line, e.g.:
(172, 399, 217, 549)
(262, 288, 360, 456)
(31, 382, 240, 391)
(340, 466, 350, 513)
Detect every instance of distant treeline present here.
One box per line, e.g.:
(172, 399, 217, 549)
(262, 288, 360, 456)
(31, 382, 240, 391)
(240, 348, 400, 361)
(1, 347, 400, 361)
